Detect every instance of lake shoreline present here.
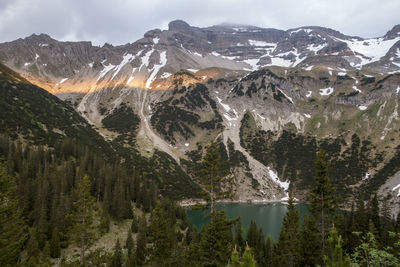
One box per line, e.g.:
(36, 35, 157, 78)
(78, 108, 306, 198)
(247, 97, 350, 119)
(179, 198, 300, 207)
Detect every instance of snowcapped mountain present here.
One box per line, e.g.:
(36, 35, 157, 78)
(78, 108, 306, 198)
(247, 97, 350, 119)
(1, 20, 400, 95)
(1, 20, 400, 208)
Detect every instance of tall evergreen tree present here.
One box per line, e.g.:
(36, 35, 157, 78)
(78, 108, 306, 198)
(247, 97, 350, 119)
(198, 211, 234, 266)
(111, 239, 122, 267)
(234, 220, 244, 250)
(0, 161, 27, 266)
(309, 150, 337, 259)
(135, 215, 147, 266)
(67, 175, 98, 265)
(274, 191, 300, 267)
(324, 225, 351, 267)
(198, 141, 230, 215)
(149, 201, 176, 266)
(50, 227, 61, 258)
(125, 228, 134, 257)
(241, 244, 257, 267)
(299, 215, 320, 266)
(226, 245, 240, 267)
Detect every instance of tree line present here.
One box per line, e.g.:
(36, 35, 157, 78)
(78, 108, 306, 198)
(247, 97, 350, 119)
(1, 137, 400, 266)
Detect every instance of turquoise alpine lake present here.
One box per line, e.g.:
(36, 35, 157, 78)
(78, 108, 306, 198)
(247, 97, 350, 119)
(186, 202, 309, 240)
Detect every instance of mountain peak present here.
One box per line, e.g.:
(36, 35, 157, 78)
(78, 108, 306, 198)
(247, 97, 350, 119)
(168, 20, 191, 31)
(384, 24, 400, 39)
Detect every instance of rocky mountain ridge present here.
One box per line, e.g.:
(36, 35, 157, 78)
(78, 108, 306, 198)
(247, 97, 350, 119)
(1, 20, 400, 208)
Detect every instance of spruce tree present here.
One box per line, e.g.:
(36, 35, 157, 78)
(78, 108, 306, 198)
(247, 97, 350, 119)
(241, 244, 257, 267)
(135, 215, 147, 266)
(299, 215, 320, 266)
(226, 245, 240, 267)
(264, 235, 275, 267)
(50, 227, 61, 258)
(149, 201, 175, 265)
(198, 141, 230, 215)
(111, 239, 122, 267)
(125, 228, 134, 256)
(274, 191, 300, 267)
(324, 225, 351, 267)
(198, 211, 234, 266)
(309, 150, 337, 259)
(131, 213, 139, 233)
(234, 220, 244, 250)
(67, 175, 98, 265)
(0, 161, 27, 266)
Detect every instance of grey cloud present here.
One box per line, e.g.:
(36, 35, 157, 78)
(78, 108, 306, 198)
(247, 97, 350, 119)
(0, 0, 399, 45)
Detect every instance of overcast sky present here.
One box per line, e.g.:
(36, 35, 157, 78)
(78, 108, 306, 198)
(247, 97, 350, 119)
(0, 0, 399, 46)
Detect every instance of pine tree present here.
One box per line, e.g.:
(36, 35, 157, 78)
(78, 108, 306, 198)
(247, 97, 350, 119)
(50, 227, 61, 258)
(149, 201, 175, 265)
(111, 239, 122, 267)
(0, 161, 27, 266)
(227, 245, 240, 267)
(274, 191, 300, 267)
(131, 213, 139, 233)
(67, 175, 98, 265)
(324, 225, 351, 267)
(354, 193, 367, 235)
(234, 220, 244, 250)
(241, 244, 257, 267)
(125, 228, 134, 256)
(135, 215, 147, 266)
(198, 141, 230, 215)
(368, 194, 381, 233)
(299, 215, 320, 266)
(198, 211, 234, 266)
(264, 235, 274, 267)
(246, 220, 258, 249)
(309, 150, 337, 259)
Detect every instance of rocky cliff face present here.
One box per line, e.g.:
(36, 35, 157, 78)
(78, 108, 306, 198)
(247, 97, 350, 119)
(1, 21, 400, 205)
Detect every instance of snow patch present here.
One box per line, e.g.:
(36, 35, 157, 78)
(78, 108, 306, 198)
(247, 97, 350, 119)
(145, 51, 167, 89)
(59, 78, 68, 84)
(392, 184, 400, 197)
(338, 72, 347, 76)
(184, 143, 189, 147)
(243, 58, 259, 71)
(211, 51, 221, 57)
(141, 49, 154, 69)
(277, 88, 293, 103)
(363, 173, 371, 181)
(97, 63, 116, 81)
(187, 68, 198, 73)
(248, 40, 277, 47)
(111, 53, 135, 80)
(336, 36, 400, 66)
(153, 37, 160, 44)
(126, 76, 134, 85)
(88, 62, 94, 68)
(304, 113, 311, 118)
(160, 72, 172, 79)
(352, 86, 361, 93)
(319, 87, 334, 96)
(306, 91, 312, 98)
(267, 167, 290, 191)
(35, 53, 39, 60)
(306, 43, 327, 53)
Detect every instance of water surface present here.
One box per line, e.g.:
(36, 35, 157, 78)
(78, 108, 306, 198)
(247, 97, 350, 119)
(186, 202, 309, 240)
